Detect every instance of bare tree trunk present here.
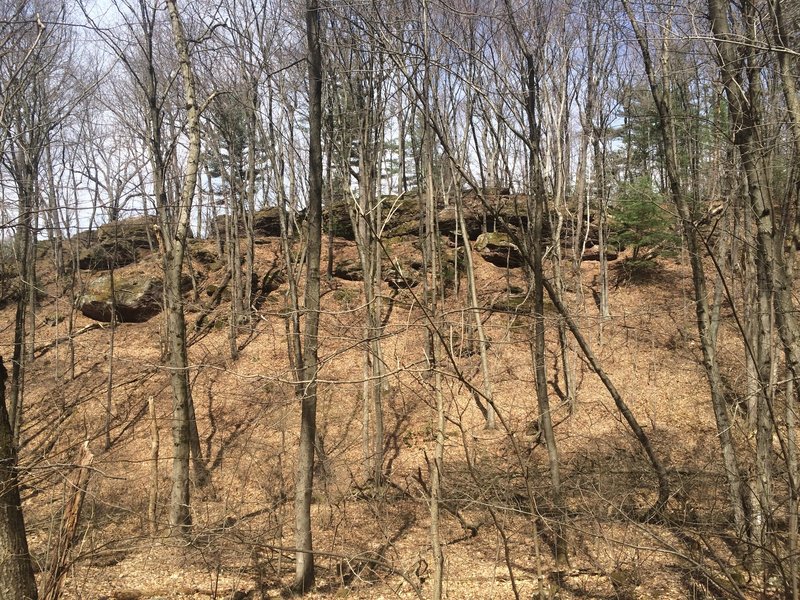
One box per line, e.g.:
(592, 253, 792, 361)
(226, 175, 242, 360)
(164, 0, 205, 535)
(105, 267, 116, 451)
(0, 356, 38, 600)
(457, 191, 496, 429)
(244, 98, 257, 323)
(9, 171, 34, 447)
(550, 64, 576, 413)
(9, 291, 26, 448)
(594, 136, 610, 325)
(771, 3, 800, 593)
(25, 208, 37, 363)
(421, 50, 444, 596)
(164, 259, 192, 533)
(788, 379, 799, 600)
(430, 351, 445, 600)
(149, 396, 159, 536)
(521, 46, 567, 566)
(623, 0, 743, 531)
(44, 143, 64, 275)
(292, 0, 323, 590)
(706, 1, 800, 563)
(41, 443, 93, 600)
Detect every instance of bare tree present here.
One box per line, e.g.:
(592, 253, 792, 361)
(292, 0, 323, 590)
(0, 1, 73, 447)
(621, 0, 750, 543)
(162, 0, 206, 533)
(82, 0, 211, 534)
(326, 7, 390, 484)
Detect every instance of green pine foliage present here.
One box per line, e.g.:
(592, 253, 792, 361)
(609, 177, 678, 262)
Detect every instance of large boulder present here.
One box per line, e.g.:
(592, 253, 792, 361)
(332, 258, 364, 281)
(79, 270, 163, 322)
(212, 206, 301, 239)
(438, 189, 528, 240)
(475, 232, 525, 269)
(97, 215, 158, 249)
(325, 189, 536, 242)
(78, 241, 137, 271)
(326, 193, 424, 240)
(78, 216, 158, 270)
(252, 207, 284, 237)
(437, 205, 483, 239)
(581, 248, 619, 262)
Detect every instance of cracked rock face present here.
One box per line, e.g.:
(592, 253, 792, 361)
(77, 216, 159, 271)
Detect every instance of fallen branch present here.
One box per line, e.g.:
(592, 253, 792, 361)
(34, 323, 107, 358)
(40, 441, 95, 600)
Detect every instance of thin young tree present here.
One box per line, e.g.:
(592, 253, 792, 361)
(620, 0, 749, 540)
(326, 3, 392, 485)
(292, 0, 323, 590)
(0, 1, 72, 447)
(162, 0, 206, 533)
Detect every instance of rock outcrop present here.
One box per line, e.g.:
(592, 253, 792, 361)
(213, 206, 299, 239)
(438, 190, 529, 239)
(327, 194, 422, 240)
(78, 216, 158, 271)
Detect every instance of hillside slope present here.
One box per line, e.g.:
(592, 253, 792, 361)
(2, 225, 764, 599)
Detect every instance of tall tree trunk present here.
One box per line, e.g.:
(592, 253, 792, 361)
(9, 164, 35, 447)
(430, 347, 445, 600)
(622, 0, 747, 534)
(0, 356, 38, 600)
(593, 136, 610, 324)
(788, 378, 799, 600)
(293, 0, 323, 590)
(105, 267, 117, 451)
(522, 49, 567, 567)
(707, 0, 800, 562)
(164, 0, 205, 535)
(244, 97, 257, 325)
(164, 258, 192, 533)
(457, 191, 496, 429)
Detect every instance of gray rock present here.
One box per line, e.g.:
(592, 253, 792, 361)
(78, 216, 158, 270)
(79, 271, 163, 322)
(475, 232, 525, 268)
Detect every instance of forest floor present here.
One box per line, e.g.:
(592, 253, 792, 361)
(2, 232, 772, 599)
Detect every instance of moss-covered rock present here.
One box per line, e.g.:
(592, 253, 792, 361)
(214, 206, 299, 239)
(78, 240, 137, 270)
(97, 216, 158, 249)
(438, 190, 528, 239)
(332, 258, 363, 281)
(79, 271, 163, 322)
(474, 232, 524, 268)
(326, 193, 423, 240)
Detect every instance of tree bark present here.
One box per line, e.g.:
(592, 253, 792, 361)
(292, 0, 323, 590)
(521, 47, 567, 566)
(40, 443, 93, 600)
(622, 0, 743, 529)
(164, 0, 206, 535)
(0, 356, 38, 600)
(707, 0, 800, 555)
(149, 396, 159, 536)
